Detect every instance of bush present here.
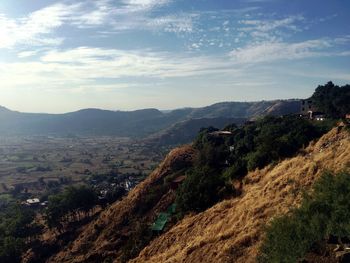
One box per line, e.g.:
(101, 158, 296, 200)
(223, 159, 247, 180)
(176, 166, 225, 215)
(258, 170, 350, 263)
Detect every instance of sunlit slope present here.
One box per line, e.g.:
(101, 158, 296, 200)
(132, 127, 350, 263)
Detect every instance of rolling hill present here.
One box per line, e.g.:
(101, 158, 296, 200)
(145, 117, 246, 146)
(0, 100, 300, 140)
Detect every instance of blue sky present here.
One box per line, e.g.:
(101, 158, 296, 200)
(0, 0, 349, 113)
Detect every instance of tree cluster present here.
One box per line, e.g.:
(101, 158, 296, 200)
(228, 115, 324, 174)
(45, 186, 98, 230)
(176, 115, 329, 216)
(176, 166, 226, 214)
(0, 205, 41, 263)
(311, 81, 350, 118)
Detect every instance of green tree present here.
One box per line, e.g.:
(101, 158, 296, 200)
(311, 81, 350, 118)
(45, 185, 98, 230)
(0, 204, 38, 263)
(176, 166, 225, 214)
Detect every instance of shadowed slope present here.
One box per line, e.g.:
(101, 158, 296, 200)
(48, 145, 196, 262)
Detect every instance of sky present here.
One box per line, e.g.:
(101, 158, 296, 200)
(0, 0, 349, 113)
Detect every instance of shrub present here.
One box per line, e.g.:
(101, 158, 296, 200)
(223, 159, 247, 180)
(176, 166, 225, 215)
(258, 170, 350, 263)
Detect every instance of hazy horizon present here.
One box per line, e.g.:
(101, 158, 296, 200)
(1, 97, 303, 114)
(1, 0, 349, 113)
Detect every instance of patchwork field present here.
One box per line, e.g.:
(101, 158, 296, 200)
(0, 135, 169, 196)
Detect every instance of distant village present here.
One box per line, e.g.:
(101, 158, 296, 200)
(22, 172, 144, 209)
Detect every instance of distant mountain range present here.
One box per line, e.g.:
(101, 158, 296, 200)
(0, 100, 301, 141)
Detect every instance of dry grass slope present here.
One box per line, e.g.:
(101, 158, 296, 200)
(131, 127, 350, 263)
(48, 145, 195, 263)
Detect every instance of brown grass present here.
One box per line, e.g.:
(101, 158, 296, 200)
(131, 127, 350, 263)
(48, 145, 195, 263)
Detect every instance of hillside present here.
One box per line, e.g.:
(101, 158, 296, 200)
(0, 100, 300, 138)
(144, 100, 300, 145)
(44, 125, 349, 263)
(145, 117, 246, 146)
(45, 145, 196, 263)
(187, 100, 300, 119)
(0, 108, 165, 137)
(132, 126, 350, 263)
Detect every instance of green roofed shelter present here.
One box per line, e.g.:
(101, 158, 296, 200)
(151, 212, 169, 231)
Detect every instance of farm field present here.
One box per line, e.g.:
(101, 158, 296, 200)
(0, 135, 169, 196)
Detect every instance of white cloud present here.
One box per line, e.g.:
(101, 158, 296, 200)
(72, 8, 110, 27)
(0, 0, 189, 49)
(235, 15, 305, 43)
(0, 3, 80, 49)
(121, 0, 172, 12)
(17, 50, 39, 58)
(70, 0, 179, 32)
(147, 14, 196, 33)
(229, 39, 332, 63)
(0, 46, 243, 94)
(240, 15, 304, 32)
(40, 47, 240, 78)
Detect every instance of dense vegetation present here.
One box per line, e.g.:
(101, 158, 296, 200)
(311, 81, 350, 118)
(0, 204, 41, 263)
(45, 186, 98, 230)
(258, 170, 350, 263)
(176, 115, 330, 216)
(176, 166, 226, 213)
